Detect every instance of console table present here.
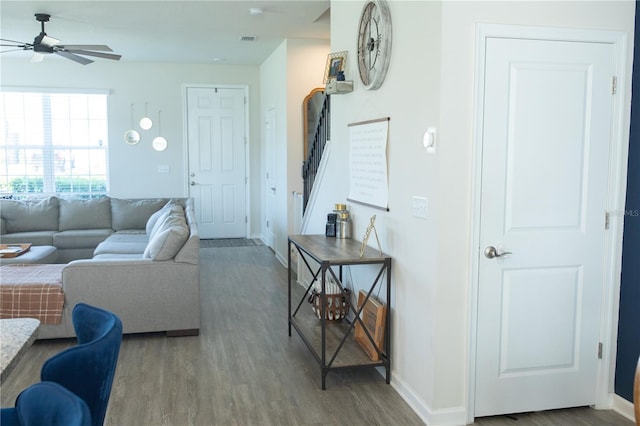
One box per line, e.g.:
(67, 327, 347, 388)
(288, 234, 392, 389)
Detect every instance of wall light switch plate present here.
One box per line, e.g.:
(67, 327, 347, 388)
(412, 196, 428, 219)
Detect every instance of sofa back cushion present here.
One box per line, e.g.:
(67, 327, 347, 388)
(145, 200, 184, 236)
(147, 205, 184, 238)
(59, 197, 112, 231)
(111, 198, 167, 231)
(1, 197, 59, 233)
(143, 210, 189, 261)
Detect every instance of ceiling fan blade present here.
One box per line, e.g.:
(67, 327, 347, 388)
(1, 38, 32, 45)
(31, 52, 45, 63)
(65, 49, 121, 61)
(55, 50, 93, 65)
(1, 44, 29, 49)
(59, 44, 113, 52)
(1, 48, 29, 54)
(41, 35, 60, 47)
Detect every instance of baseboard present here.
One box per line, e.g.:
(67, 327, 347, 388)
(612, 393, 635, 422)
(166, 329, 199, 337)
(391, 373, 467, 426)
(274, 250, 287, 268)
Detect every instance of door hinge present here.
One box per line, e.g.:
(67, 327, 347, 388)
(605, 212, 610, 230)
(612, 76, 617, 95)
(245, 216, 248, 224)
(598, 342, 603, 359)
(266, 220, 270, 228)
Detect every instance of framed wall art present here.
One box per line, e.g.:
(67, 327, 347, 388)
(323, 51, 347, 84)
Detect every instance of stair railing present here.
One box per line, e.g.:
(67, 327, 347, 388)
(302, 94, 330, 212)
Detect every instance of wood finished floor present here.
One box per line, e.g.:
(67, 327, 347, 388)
(0, 246, 634, 426)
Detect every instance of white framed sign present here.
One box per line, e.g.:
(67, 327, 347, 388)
(347, 117, 390, 211)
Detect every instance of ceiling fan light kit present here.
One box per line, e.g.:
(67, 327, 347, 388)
(0, 13, 122, 65)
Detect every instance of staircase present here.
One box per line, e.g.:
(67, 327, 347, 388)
(302, 93, 330, 212)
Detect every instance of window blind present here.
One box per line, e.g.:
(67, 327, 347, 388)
(0, 90, 109, 199)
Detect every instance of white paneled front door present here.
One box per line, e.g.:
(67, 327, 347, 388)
(475, 35, 615, 417)
(186, 86, 247, 239)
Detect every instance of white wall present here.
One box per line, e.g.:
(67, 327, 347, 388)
(259, 38, 329, 263)
(0, 58, 263, 234)
(319, 1, 635, 424)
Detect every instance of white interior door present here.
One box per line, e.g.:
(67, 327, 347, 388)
(265, 108, 276, 249)
(186, 87, 246, 239)
(475, 36, 615, 417)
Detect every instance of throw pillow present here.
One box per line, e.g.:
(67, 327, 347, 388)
(145, 207, 169, 236)
(145, 202, 184, 236)
(148, 206, 184, 239)
(143, 213, 189, 261)
(0, 196, 59, 233)
(59, 197, 112, 231)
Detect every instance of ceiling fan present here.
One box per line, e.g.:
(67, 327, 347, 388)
(0, 13, 121, 65)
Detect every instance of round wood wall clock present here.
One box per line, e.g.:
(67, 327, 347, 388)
(357, 0, 392, 90)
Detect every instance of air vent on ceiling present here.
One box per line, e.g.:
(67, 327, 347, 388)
(240, 36, 256, 42)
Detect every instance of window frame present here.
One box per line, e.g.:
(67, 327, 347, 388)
(0, 87, 111, 199)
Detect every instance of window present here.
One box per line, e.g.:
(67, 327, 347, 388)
(0, 90, 109, 199)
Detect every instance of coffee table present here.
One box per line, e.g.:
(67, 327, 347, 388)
(0, 245, 58, 264)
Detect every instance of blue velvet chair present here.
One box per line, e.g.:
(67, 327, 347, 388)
(41, 303, 123, 426)
(0, 381, 91, 426)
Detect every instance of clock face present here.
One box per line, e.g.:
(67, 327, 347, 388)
(357, 0, 392, 90)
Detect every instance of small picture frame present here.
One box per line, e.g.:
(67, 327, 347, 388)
(323, 51, 347, 84)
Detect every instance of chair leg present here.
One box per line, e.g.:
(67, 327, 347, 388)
(634, 355, 640, 426)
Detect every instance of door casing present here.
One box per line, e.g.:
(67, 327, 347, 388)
(182, 83, 250, 238)
(467, 24, 630, 423)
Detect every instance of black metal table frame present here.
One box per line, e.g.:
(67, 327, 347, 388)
(287, 235, 392, 389)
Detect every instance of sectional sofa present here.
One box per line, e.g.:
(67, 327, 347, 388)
(0, 196, 200, 339)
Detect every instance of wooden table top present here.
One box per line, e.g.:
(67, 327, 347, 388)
(289, 234, 390, 264)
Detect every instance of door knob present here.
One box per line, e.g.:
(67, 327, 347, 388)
(484, 246, 512, 259)
(190, 181, 196, 186)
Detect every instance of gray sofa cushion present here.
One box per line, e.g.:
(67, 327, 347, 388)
(145, 201, 184, 235)
(0, 231, 57, 246)
(0, 197, 59, 233)
(111, 198, 167, 231)
(143, 212, 189, 261)
(59, 198, 112, 231)
(147, 205, 184, 239)
(174, 200, 199, 265)
(92, 253, 145, 261)
(94, 232, 149, 255)
(146, 208, 169, 236)
(53, 229, 114, 249)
